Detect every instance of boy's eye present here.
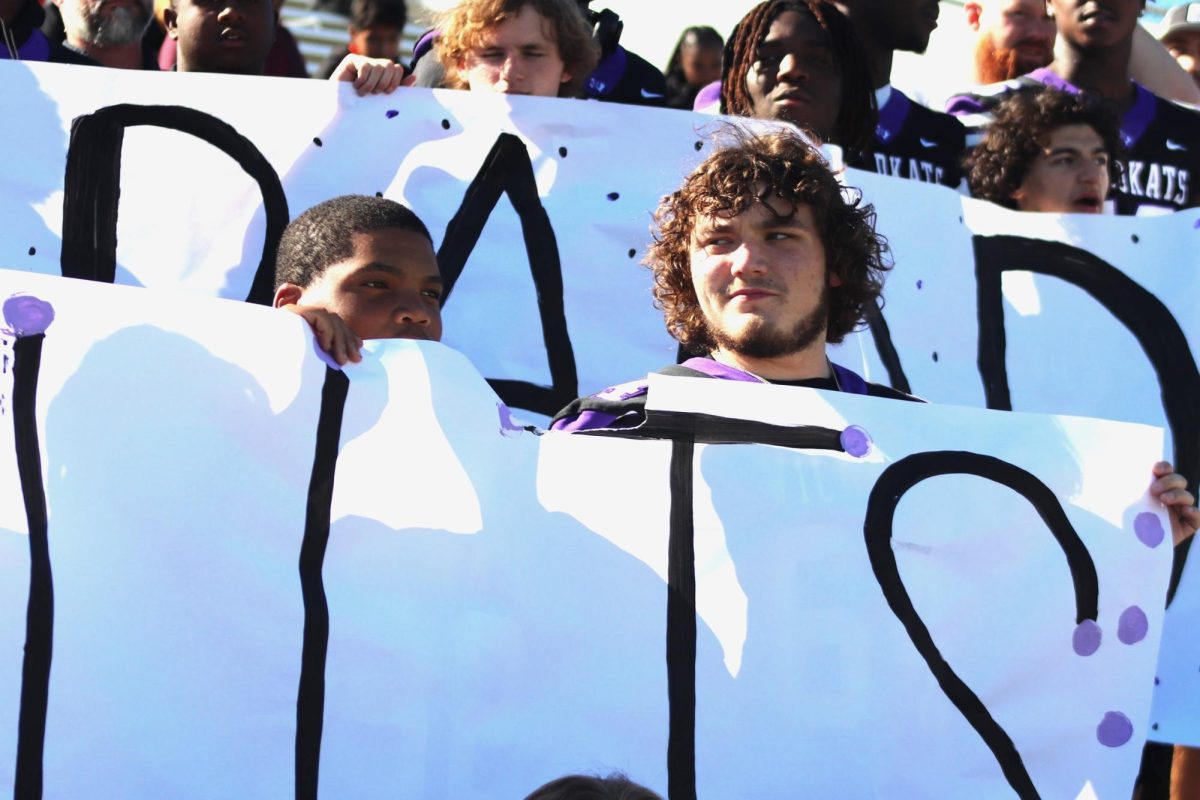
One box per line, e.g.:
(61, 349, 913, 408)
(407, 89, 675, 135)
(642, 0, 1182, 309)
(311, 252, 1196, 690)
(362, 279, 389, 289)
(421, 288, 443, 300)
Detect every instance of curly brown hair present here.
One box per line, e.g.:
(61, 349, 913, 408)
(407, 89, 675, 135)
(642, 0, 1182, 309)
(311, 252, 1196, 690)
(647, 126, 890, 349)
(967, 88, 1124, 209)
(720, 0, 875, 160)
(436, 0, 599, 97)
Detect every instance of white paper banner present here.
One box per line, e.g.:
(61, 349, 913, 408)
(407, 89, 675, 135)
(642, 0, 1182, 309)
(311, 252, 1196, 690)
(2, 60, 1198, 746)
(0, 270, 1175, 798)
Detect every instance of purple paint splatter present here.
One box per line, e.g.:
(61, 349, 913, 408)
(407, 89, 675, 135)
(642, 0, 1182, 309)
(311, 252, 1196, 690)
(1118, 606, 1149, 645)
(916, 279, 923, 290)
(1073, 620, 1102, 656)
(1134, 512, 1165, 548)
(840, 425, 871, 458)
(2, 295, 54, 336)
(1096, 712, 1133, 747)
(385, 109, 399, 119)
(497, 403, 525, 436)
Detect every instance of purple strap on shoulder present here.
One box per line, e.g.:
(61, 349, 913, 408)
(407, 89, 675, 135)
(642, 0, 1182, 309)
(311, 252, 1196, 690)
(1, 29, 50, 62)
(831, 363, 868, 395)
(1121, 84, 1156, 149)
(680, 357, 763, 383)
(945, 93, 987, 115)
(875, 89, 912, 145)
(586, 46, 627, 97)
(551, 408, 625, 432)
(1029, 67, 1076, 93)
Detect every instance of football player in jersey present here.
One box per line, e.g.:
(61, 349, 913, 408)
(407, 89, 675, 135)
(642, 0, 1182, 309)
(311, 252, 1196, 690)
(719, 0, 876, 162)
(833, 0, 968, 188)
(967, 88, 1121, 213)
(946, 0, 1200, 214)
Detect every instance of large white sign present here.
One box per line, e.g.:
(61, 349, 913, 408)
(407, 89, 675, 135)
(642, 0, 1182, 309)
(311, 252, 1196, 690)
(0, 270, 1174, 798)
(2, 61, 1198, 746)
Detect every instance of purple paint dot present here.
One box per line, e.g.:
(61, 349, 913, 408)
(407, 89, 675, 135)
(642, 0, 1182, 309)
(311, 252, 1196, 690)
(1193, 218, 1200, 229)
(916, 279, 923, 290)
(840, 425, 871, 458)
(1118, 606, 1149, 645)
(1134, 512, 1165, 548)
(385, 109, 399, 119)
(1073, 619, 1102, 656)
(497, 403, 524, 435)
(2, 295, 54, 336)
(1096, 712, 1133, 747)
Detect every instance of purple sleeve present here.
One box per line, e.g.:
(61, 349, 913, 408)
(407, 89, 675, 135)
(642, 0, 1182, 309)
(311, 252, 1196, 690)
(550, 409, 627, 432)
(944, 94, 988, 116)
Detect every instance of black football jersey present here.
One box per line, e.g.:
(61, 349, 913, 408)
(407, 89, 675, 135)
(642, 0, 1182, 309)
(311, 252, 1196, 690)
(849, 87, 967, 189)
(946, 69, 1200, 215)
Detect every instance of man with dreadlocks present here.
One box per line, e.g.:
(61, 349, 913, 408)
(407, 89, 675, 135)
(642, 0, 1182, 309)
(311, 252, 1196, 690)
(550, 127, 917, 433)
(718, 0, 876, 162)
(834, 0, 968, 189)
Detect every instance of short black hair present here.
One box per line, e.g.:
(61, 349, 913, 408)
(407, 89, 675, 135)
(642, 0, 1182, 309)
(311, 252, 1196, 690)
(275, 195, 434, 289)
(350, 0, 407, 30)
(524, 773, 662, 800)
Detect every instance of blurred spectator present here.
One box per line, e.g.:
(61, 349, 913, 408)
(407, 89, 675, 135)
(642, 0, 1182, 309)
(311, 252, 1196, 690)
(525, 773, 662, 800)
(157, 0, 307, 76)
(836, 0, 968, 188)
(436, 0, 599, 97)
(1160, 3, 1200, 89)
(720, 0, 875, 159)
(947, 0, 1200, 214)
(663, 25, 722, 110)
(318, 0, 406, 78)
(964, 0, 1054, 83)
(967, 88, 1121, 213)
(51, 0, 158, 68)
(163, 0, 400, 90)
(1, 0, 93, 61)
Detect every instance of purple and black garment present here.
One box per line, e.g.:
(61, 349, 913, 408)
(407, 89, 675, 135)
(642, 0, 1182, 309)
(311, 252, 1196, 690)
(0, 0, 94, 64)
(946, 69, 1200, 214)
(550, 357, 918, 432)
(846, 85, 967, 190)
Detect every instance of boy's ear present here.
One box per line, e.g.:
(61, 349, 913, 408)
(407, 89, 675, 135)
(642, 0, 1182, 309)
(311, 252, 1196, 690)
(274, 283, 304, 309)
(163, 2, 179, 38)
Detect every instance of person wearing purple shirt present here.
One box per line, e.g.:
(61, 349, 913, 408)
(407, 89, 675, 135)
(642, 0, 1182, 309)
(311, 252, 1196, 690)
(550, 127, 917, 434)
(946, 0, 1200, 214)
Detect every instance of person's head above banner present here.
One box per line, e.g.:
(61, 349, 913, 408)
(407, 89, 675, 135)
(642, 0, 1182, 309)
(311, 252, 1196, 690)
(719, 0, 874, 159)
(648, 125, 887, 382)
(967, 87, 1122, 214)
(435, 0, 599, 97)
(273, 195, 443, 365)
